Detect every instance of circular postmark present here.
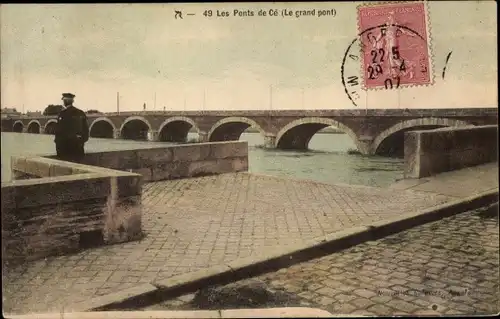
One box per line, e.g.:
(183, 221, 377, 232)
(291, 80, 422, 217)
(341, 23, 431, 107)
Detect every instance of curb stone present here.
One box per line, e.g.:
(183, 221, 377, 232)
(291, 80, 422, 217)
(5, 307, 334, 319)
(67, 188, 498, 312)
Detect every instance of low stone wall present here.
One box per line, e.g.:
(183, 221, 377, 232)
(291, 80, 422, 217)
(404, 125, 498, 178)
(2, 156, 143, 265)
(77, 141, 248, 182)
(2, 142, 246, 264)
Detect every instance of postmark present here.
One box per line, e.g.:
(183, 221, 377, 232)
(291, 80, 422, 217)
(341, 2, 433, 107)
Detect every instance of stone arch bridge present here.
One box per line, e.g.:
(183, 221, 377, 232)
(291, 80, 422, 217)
(7, 108, 498, 156)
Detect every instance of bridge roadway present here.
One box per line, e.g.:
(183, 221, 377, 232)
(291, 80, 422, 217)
(7, 108, 498, 156)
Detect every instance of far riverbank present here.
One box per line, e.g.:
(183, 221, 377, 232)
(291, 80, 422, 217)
(189, 127, 346, 134)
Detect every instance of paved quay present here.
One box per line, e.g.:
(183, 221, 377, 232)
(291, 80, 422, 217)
(390, 162, 498, 197)
(143, 204, 499, 316)
(2, 163, 498, 314)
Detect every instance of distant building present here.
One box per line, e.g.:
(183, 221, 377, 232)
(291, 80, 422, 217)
(86, 109, 103, 115)
(1, 107, 21, 119)
(26, 111, 42, 117)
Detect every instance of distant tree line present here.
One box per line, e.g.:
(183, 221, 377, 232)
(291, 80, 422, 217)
(43, 104, 64, 116)
(1, 107, 19, 113)
(42, 105, 102, 116)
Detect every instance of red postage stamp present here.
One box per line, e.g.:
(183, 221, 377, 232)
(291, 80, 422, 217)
(357, 2, 432, 90)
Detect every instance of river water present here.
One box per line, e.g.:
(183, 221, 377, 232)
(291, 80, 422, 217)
(1, 132, 403, 187)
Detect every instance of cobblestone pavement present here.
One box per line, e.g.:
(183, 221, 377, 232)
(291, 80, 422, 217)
(0, 172, 465, 314)
(144, 204, 500, 316)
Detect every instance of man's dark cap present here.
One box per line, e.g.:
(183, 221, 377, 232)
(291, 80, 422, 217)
(61, 93, 75, 99)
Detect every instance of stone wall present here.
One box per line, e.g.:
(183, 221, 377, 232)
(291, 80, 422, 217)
(2, 142, 246, 264)
(1, 118, 14, 132)
(404, 125, 498, 178)
(2, 157, 143, 265)
(76, 141, 249, 182)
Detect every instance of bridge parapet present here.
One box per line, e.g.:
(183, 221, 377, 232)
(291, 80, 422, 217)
(101, 108, 498, 117)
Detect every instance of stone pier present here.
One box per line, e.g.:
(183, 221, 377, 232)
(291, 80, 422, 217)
(147, 130, 159, 142)
(198, 131, 209, 143)
(264, 134, 276, 148)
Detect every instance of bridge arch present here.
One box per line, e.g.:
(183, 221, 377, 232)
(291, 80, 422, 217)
(89, 117, 116, 139)
(208, 117, 266, 142)
(120, 116, 152, 141)
(44, 119, 58, 135)
(27, 120, 41, 134)
(275, 117, 362, 151)
(12, 121, 24, 133)
(372, 117, 473, 156)
(158, 116, 200, 142)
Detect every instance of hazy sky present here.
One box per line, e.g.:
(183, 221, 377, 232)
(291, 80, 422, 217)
(1, 2, 497, 112)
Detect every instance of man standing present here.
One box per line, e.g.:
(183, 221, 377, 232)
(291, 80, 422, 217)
(54, 93, 89, 163)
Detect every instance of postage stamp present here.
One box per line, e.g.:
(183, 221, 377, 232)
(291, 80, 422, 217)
(356, 1, 432, 90)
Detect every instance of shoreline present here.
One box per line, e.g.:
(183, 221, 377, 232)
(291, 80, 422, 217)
(189, 129, 346, 135)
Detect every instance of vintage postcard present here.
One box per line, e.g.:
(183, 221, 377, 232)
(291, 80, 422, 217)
(1, 2, 498, 318)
